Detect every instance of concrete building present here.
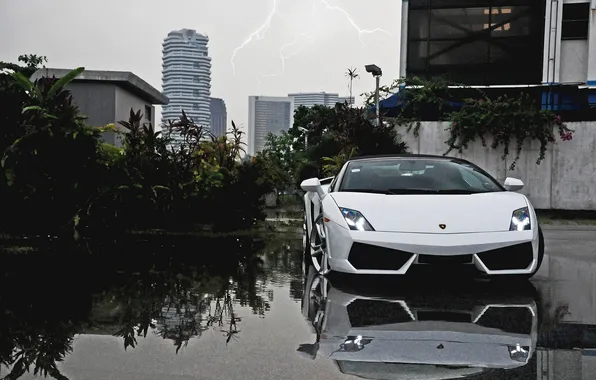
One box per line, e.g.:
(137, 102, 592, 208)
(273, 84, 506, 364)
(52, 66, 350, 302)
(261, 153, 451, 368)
(338, 96, 355, 106)
(398, 0, 596, 110)
(30, 68, 168, 147)
(161, 29, 212, 140)
(210, 97, 227, 138)
(288, 92, 356, 111)
(288, 92, 339, 110)
(247, 96, 294, 156)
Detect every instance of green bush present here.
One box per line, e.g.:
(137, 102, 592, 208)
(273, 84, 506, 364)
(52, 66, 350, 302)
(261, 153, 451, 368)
(0, 58, 276, 238)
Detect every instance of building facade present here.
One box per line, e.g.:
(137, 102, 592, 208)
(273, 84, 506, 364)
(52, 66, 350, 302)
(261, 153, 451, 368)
(247, 96, 294, 156)
(338, 96, 355, 106)
(30, 68, 169, 148)
(398, 0, 596, 110)
(210, 97, 227, 138)
(161, 29, 212, 140)
(288, 92, 340, 110)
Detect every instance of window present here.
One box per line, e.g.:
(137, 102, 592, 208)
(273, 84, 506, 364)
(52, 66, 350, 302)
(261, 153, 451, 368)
(406, 1, 544, 85)
(193, 76, 200, 83)
(192, 103, 199, 110)
(562, 3, 589, 40)
(193, 89, 200, 97)
(339, 158, 503, 194)
(144, 105, 151, 121)
(193, 61, 200, 69)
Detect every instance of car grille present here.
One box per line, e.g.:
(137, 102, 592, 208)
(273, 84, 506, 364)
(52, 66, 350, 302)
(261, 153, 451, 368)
(348, 243, 413, 271)
(418, 254, 473, 265)
(416, 311, 472, 323)
(476, 242, 534, 271)
(347, 299, 413, 327)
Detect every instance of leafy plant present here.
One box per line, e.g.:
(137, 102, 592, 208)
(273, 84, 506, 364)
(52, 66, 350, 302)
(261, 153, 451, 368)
(446, 93, 574, 170)
(374, 76, 574, 170)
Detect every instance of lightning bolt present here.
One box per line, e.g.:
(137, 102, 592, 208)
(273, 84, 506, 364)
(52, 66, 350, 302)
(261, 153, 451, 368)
(260, 33, 316, 78)
(231, 0, 392, 78)
(230, 0, 279, 76)
(318, 0, 391, 53)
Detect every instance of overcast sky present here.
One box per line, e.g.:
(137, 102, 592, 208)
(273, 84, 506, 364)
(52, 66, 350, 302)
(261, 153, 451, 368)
(0, 0, 401, 134)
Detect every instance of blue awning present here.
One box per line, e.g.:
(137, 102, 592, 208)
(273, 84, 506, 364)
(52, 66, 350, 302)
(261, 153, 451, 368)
(368, 91, 464, 117)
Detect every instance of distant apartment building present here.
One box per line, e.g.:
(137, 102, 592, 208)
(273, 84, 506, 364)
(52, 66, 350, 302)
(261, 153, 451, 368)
(288, 92, 340, 110)
(338, 96, 355, 106)
(288, 92, 356, 111)
(247, 96, 294, 156)
(210, 97, 227, 138)
(30, 68, 169, 148)
(161, 29, 212, 145)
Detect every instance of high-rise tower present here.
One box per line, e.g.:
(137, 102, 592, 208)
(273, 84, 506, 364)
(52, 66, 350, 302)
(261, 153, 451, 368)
(161, 29, 211, 144)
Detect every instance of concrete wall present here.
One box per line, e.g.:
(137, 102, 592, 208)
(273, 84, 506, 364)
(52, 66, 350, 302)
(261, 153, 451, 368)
(115, 87, 155, 148)
(67, 82, 116, 128)
(400, 121, 596, 210)
(66, 82, 156, 148)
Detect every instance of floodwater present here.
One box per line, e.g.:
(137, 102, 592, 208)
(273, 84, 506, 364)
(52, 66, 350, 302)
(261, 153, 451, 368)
(2, 226, 596, 380)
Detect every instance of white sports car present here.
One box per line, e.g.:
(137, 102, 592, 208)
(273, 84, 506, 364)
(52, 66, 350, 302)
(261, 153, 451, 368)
(301, 154, 544, 278)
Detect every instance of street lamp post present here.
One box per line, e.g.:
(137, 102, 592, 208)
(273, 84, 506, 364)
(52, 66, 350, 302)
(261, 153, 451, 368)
(365, 64, 382, 126)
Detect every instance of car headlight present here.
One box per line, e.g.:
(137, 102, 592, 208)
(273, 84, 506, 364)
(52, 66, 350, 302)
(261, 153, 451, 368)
(508, 344, 530, 362)
(510, 207, 531, 231)
(339, 336, 372, 352)
(340, 208, 375, 231)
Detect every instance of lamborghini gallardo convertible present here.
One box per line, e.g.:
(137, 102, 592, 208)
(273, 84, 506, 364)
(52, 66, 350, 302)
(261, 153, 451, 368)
(301, 154, 544, 278)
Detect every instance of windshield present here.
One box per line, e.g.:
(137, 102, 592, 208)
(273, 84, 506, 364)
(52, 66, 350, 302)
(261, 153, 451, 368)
(338, 158, 504, 194)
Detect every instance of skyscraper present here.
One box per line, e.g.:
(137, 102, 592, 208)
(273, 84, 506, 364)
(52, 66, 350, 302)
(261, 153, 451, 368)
(210, 98, 227, 138)
(161, 29, 211, 145)
(247, 96, 294, 156)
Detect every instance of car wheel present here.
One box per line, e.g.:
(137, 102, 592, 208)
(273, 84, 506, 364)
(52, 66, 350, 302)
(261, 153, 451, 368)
(309, 214, 331, 275)
(302, 213, 310, 275)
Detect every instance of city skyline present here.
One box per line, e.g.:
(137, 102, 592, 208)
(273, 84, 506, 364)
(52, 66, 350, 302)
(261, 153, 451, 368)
(0, 0, 400, 137)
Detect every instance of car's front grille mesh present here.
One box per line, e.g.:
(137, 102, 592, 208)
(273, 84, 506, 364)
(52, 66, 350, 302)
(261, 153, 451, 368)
(348, 243, 413, 270)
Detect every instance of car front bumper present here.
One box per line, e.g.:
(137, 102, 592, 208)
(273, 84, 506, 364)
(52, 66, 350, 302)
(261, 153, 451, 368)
(325, 221, 539, 275)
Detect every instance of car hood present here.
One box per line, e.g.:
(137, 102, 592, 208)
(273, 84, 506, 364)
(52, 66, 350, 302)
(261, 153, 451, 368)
(330, 192, 528, 233)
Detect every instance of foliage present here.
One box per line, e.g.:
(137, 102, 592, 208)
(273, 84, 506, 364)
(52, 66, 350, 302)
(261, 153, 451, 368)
(372, 76, 574, 170)
(363, 76, 461, 137)
(259, 131, 297, 192)
(446, 93, 574, 170)
(257, 102, 408, 187)
(0, 65, 105, 236)
(0, 55, 276, 237)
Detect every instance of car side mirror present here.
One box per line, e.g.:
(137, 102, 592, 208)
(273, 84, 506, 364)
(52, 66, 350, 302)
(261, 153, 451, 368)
(504, 177, 524, 192)
(300, 177, 325, 198)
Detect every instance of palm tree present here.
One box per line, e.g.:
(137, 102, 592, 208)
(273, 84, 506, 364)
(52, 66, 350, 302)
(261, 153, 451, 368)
(345, 67, 359, 106)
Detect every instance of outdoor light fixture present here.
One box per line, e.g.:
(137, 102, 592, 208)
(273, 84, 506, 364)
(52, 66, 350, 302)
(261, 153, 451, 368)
(365, 64, 382, 77)
(365, 64, 382, 126)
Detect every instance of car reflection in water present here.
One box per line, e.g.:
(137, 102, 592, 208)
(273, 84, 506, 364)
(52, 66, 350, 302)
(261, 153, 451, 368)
(297, 266, 538, 380)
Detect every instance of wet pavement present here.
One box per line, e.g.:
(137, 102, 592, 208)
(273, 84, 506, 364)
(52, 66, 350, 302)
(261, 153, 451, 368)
(1, 226, 596, 380)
